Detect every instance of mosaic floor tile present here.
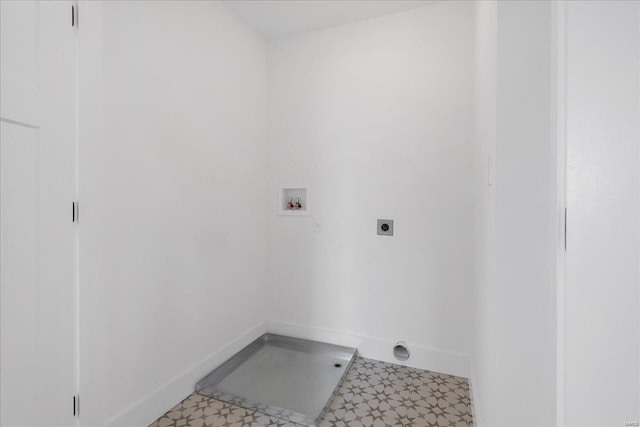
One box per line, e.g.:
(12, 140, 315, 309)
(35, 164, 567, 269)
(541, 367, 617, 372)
(149, 357, 473, 427)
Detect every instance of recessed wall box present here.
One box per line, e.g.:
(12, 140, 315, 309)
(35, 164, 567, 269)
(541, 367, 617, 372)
(377, 219, 393, 236)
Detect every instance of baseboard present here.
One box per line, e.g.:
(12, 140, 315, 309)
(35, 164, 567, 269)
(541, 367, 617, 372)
(105, 320, 472, 427)
(265, 320, 471, 379)
(104, 321, 267, 427)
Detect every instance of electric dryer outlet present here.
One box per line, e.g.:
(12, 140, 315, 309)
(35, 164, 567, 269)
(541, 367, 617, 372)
(377, 219, 394, 236)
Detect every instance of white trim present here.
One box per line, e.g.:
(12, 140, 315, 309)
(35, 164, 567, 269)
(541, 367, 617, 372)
(103, 320, 471, 426)
(265, 320, 471, 378)
(72, 1, 80, 425)
(104, 321, 267, 427)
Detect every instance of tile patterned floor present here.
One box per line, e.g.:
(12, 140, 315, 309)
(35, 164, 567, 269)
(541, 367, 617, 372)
(149, 357, 473, 427)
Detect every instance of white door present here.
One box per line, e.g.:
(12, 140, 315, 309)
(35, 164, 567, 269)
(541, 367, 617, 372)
(565, 1, 640, 425)
(0, 2, 76, 426)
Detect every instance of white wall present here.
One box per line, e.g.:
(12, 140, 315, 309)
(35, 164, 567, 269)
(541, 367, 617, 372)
(69, 2, 640, 427)
(77, 2, 268, 425)
(266, 1, 475, 370)
(565, 1, 640, 425)
(471, 1, 558, 425)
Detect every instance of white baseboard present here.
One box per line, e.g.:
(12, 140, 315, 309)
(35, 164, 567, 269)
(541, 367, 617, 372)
(104, 321, 267, 427)
(265, 320, 471, 379)
(105, 320, 472, 427)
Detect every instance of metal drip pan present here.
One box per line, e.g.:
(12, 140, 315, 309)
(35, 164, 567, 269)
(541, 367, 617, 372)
(196, 333, 357, 426)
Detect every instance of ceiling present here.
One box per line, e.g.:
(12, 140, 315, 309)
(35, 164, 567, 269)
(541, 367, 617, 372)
(223, 0, 438, 40)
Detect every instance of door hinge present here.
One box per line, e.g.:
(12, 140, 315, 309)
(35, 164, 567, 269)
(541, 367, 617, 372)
(73, 395, 79, 417)
(72, 4, 78, 28)
(72, 201, 78, 223)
